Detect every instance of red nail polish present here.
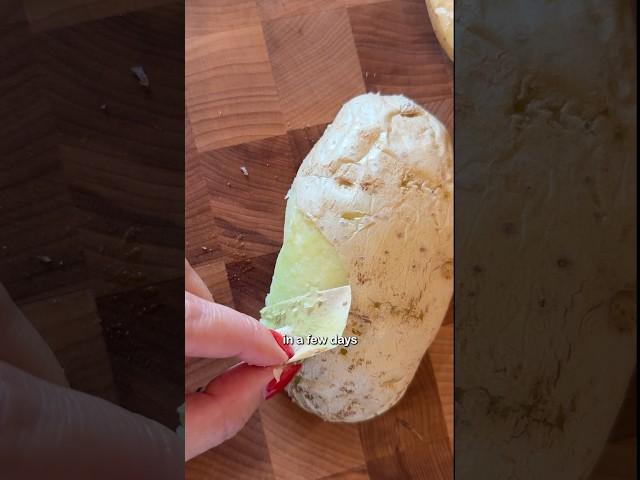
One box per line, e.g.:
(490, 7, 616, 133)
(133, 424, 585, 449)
(270, 330, 294, 359)
(265, 364, 301, 400)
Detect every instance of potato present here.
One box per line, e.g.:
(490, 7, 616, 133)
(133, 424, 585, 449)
(426, 0, 453, 61)
(454, 0, 636, 477)
(265, 93, 453, 422)
(262, 286, 352, 363)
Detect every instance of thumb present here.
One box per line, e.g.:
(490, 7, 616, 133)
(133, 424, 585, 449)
(185, 362, 301, 460)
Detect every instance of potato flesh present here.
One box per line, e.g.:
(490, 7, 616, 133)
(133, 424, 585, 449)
(261, 286, 351, 363)
(266, 202, 348, 306)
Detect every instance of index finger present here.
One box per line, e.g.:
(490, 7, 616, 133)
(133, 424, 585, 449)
(185, 292, 289, 366)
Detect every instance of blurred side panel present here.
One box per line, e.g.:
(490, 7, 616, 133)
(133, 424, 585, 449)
(1, 1, 184, 478)
(455, 1, 636, 478)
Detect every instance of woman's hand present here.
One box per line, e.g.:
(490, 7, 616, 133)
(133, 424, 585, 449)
(0, 283, 182, 480)
(184, 260, 299, 460)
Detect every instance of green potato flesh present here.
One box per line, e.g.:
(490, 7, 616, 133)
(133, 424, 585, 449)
(265, 202, 348, 306)
(261, 286, 351, 363)
(262, 201, 351, 362)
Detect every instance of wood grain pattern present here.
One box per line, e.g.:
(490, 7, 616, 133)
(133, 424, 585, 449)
(186, 160, 222, 263)
(186, 115, 227, 265)
(186, 0, 260, 38)
(349, 0, 452, 106)
(256, 0, 387, 22)
(263, 8, 366, 129)
(20, 289, 118, 402)
(186, 26, 286, 152)
(200, 136, 298, 262)
(185, 0, 454, 478)
(35, 4, 185, 296)
(193, 259, 235, 307)
(1, 1, 184, 432)
(428, 324, 453, 444)
(318, 467, 370, 480)
(359, 360, 449, 459)
(98, 278, 184, 429)
(225, 253, 278, 322)
(0, 22, 87, 303)
(287, 124, 329, 168)
(360, 358, 453, 479)
(185, 413, 275, 480)
(23, 0, 174, 31)
(261, 394, 366, 480)
(423, 97, 454, 138)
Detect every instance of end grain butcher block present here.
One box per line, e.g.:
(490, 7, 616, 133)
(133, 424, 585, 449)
(185, 1, 453, 479)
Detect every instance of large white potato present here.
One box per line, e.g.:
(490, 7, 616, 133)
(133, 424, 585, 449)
(455, 1, 636, 478)
(266, 93, 453, 422)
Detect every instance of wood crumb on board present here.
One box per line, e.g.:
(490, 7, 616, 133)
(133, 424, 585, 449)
(398, 418, 424, 442)
(240, 166, 249, 176)
(123, 226, 141, 242)
(130, 65, 149, 87)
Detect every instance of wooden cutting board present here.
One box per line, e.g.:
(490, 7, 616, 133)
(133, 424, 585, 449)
(185, 1, 453, 479)
(2, 1, 184, 429)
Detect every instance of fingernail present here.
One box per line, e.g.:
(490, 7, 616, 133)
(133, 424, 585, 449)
(270, 329, 294, 359)
(265, 364, 301, 400)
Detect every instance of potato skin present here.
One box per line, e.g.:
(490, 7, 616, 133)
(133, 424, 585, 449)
(454, 1, 636, 478)
(285, 94, 453, 422)
(426, 0, 453, 60)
